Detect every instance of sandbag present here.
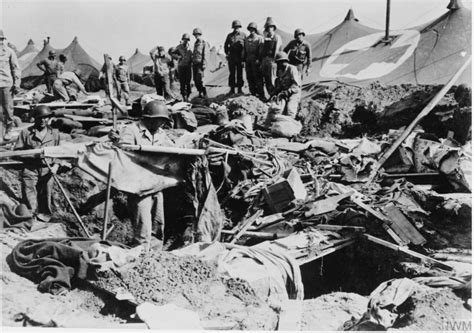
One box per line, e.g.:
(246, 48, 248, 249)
(270, 115, 302, 138)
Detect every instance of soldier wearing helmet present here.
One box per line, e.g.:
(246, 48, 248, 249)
(261, 17, 283, 97)
(272, 51, 301, 119)
(224, 20, 246, 95)
(192, 27, 209, 98)
(0, 29, 21, 142)
(244, 22, 264, 99)
(14, 105, 61, 216)
(284, 28, 312, 80)
(149, 46, 175, 100)
(115, 100, 175, 250)
(115, 56, 131, 105)
(172, 33, 193, 101)
(42, 67, 89, 102)
(37, 49, 59, 93)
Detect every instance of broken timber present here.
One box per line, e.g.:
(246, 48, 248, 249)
(364, 234, 453, 271)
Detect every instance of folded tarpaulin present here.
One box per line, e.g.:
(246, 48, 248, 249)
(220, 246, 304, 304)
(8, 238, 130, 295)
(77, 142, 185, 196)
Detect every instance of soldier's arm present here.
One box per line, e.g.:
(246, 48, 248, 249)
(283, 41, 292, 54)
(289, 67, 301, 93)
(224, 34, 230, 56)
(276, 35, 283, 52)
(10, 50, 21, 88)
(118, 125, 136, 145)
(36, 60, 46, 72)
(305, 43, 312, 69)
(13, 130, 27, 150)
(149, 47, 159, 60)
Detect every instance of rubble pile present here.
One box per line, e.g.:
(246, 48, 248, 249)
(93, 251, 278, 330)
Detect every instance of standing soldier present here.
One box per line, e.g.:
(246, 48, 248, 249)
(14, 106, 60, 216)
(261, 17, 282, 98)
(115, 56, 131, 105)
(244, 22, 264, 99)
(192, 27, 209, 98)
(284, 29, 312, 80)
(173, 34, 193, 102)
(37, 50, 59, 93)
(272, 51, 301, 119)
(150, 46, 174, 99)
(168, 47, 179, 97)
(0, 30, 21, 142)
(115, 101, 175, 250)
(224, 20, 246, 95)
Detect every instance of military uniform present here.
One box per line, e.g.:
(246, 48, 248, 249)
(192, 38, 209, 97)
(48, 71, 86, 102)
(119, 121, 174, 247)
(173, 43, 193, 100)
(284, 40, 312, 80)
(0, 44, 20, 136)
(150, 47, 174, 99)
(15, 125, 60, 214)
(38, 58, 59, 93)
(115, 63, 130, 105)
(224, 30, 246, 90)
(244, 33, 264, 96)
(274, 63, 301, 118)
(261, 32, 282, 96)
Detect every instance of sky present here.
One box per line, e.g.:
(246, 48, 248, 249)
(1, 0, 471, 62)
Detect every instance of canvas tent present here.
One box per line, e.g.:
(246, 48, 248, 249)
(304, 0, 471, 86)
(21, 37, 101, 91)
(18, 39, 38, 58)
(128, 48, 150, 75)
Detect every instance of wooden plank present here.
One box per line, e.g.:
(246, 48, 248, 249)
(364, 234, 453, 271)
(352, 198, 407, 246)
(315, 224, 366, 232)
(382, 203, 426, 246)
(230, 210, 263, 244)
(296, 239, 356, 265)
(304, 191, 354, 217)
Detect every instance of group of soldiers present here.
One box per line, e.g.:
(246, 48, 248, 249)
(139, 17, 312, 118)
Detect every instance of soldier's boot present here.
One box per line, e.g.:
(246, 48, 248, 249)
(237, 87, 243, 94)
(227, 87, 235, 95)
(202, 87, 208, 98)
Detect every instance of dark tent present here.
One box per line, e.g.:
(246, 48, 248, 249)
(21, 37, 101, 91)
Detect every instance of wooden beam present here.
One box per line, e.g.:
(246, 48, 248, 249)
(364, 234, 453, 271)
(230, 210, 263, 244)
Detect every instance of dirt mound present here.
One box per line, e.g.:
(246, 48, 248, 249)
(93, 251, 278, 330)
(393, 285, 471, 330)
(221, 95, 268, 120)
(300, 82, 434, 137)
(300, 292, 368, 330)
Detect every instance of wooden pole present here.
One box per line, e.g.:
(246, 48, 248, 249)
(103, 54, 117, 130)
(0, 148, 43, 159)
(364, 234, 453, 271)
(384, 0, 391, 41)
(368, 56, 472, 183)
(102, 162, 113, 240)
(45, 160, 92, 238)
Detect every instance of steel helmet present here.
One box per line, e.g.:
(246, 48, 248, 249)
(275, 51, 289, 62)
(32, 105, 52, 119)
(182, 33, 191, 41)
(192, 27, 202, 36)
(294, 28, 305, 38)
(119, 56, 126, 61)
(247, 22, 258, 32)
(0, 30, 5, 39)
(264, 17, 276, 30)
(232, 20, 242, 28)
(49, 50, 56, 56)
(142, 101, 170, 119)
